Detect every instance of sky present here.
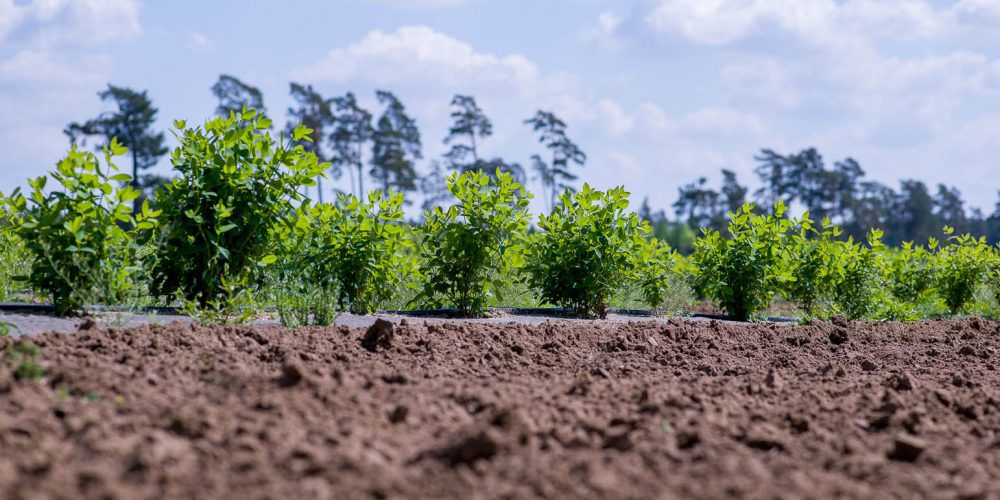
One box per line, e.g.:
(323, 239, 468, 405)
(2, 0, 1000, 216)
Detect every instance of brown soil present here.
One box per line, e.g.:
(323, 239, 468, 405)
(1, 317, 998, 499)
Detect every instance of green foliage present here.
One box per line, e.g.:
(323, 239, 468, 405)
(832, 229, 889, 320)
(417, 169, 531, 316)
(1, 325, 44, 382)
(935, 227, 992, 315)
(525, 185, 647, 317)
(784, 214, 841, 315)
(888, 241, 937, 304)
(151, 110, 325, 319)
(0, 197, 30, 302)
(65, 84, 169, 210)
(280, 190, 409, 315)
(693, 201, 792, 321)
(7, 141, 156, 314)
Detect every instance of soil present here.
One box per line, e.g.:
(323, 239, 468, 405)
(1, 317, 998, 499)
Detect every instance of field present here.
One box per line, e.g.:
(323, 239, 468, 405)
(1, 316, 997, 499)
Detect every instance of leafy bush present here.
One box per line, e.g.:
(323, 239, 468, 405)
(0, 198, 30, 302)
(417, 169, 531, 317)
(525, 185, 648, 317)
(832, 229, 889, 320)
(151, 110, 325, 319)
(271, 190, 408, 323)
(935, 227, 991, 315)
(693, 202, 792, 321)
(888, 241, 937, 304)
(784, 215, 841, 316)
(634, 237, 680, 312)
(6, 141, 156, 314)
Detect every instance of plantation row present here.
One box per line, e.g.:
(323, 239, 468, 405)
(1, 110, 999, 324)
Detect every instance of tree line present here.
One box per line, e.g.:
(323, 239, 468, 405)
(63, 77, 585, 214)
(662, 147, 1000, 252)
(60, 76, 1000, 251)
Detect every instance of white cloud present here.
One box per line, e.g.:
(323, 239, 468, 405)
(186, 32, 212, 51)
(0, 0, 26, 41)
(582, 10, 625, 49)
(294, 26, 573, 96)
(607, 151, 645, 175)
(680, 107, 767, 136)
(640, 0, 952, 47)
(595, 100, 674, 136)
(0, 49, 110, 84)
(0, 0, 141, 45)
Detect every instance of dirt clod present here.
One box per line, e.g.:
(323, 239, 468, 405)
(888, 433, 928, 462)
(361, 319, 394, 352)
(829, 328, 849, 345)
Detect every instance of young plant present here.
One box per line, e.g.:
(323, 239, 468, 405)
(784, 214, 841, 316)
(524, 184, 647, 317)
(692, 201, 792, 321)
(151, 109, 325, 319)
(634, 237, 681, 313)
(935, 227, 991, 315)
(6, 140, 157, 314)
(832, 229, 889, 320)
(271, 190, 408, 322)
(1, 323, 44, 382)
(0, 197, 30, 302)
(888, 241, 936, 305)
(416, 169, 531, 317)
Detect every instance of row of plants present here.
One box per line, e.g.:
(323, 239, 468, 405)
(2, 108, 999, 324)
(0, 110, 687, 324)
(691, 201, 1000, 321)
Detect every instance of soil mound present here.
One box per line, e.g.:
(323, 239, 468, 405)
(1, 318, 998, 498)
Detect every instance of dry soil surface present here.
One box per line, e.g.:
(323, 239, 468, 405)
(1, 317, 998, 499)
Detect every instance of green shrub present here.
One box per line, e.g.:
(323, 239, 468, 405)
(693, 201, 792, 321)
(271, 190, 408, 322)
(416, 169, 531, 317)
(0, 198, 30, 302)
(888, 241, 936, 304)
(832, 229, 889, 320)
(784, 215, 841, 316)
(6, 141, 156, 314)
(151, 110, 325, 319)
(634, 237, 679, 312)
(525, 185, 647, 317)
(935, 227, 991, 315)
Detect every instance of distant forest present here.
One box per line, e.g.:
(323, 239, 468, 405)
(60, 75, 1000, 253)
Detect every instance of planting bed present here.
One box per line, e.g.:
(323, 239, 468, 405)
(1, 317, 998, 499)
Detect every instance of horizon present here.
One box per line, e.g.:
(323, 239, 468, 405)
(2, 0, 1000, 215)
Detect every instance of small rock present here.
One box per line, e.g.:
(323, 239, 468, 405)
(765, 369, 784, 390)
(888, 433, 927, 462)
(885, 372, 914, 391)
(958, 346, 977, 356)
(399, 318, 410, 327)
(829, 328, 849, 345)
(860, 359, 877, 371)
(278, 362, 305, 387)
(388, 405, 409, 424)
(78, 317, 99, 332)
(602, 431, 633, 451)
(429, 431, 499, 466)
(362, 319, 394, 352)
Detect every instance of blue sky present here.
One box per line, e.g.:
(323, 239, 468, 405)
(2, 0, 1000, 215)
